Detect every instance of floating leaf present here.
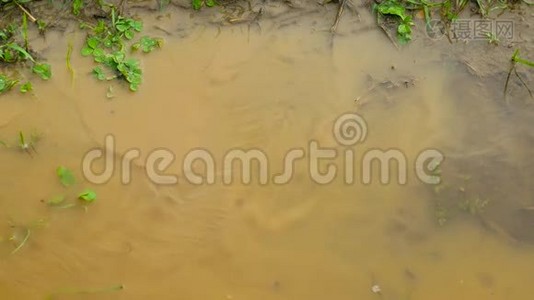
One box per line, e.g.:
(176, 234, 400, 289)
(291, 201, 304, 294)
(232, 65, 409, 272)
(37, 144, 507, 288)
(92, 67, 106, 80)
(78, 189, 97, 203)
(0, 75, 17, 93)
(20, 82, 32, 93)
(132, 36, 162, 53)
(32, 63, 52, 80)
(57, 166, 76, 187)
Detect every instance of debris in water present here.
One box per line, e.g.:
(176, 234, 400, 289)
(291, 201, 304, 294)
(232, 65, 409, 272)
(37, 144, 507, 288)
(371, 284, 381, 294)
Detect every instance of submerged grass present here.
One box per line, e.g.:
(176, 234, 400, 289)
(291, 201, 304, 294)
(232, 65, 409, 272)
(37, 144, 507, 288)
(47, 284, 124, 300)
(504, 49, 534, 100)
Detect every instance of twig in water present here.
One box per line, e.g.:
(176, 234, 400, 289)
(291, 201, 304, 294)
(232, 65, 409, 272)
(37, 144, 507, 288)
(331, 0, 349, 33)
(15, 3, 37, 23)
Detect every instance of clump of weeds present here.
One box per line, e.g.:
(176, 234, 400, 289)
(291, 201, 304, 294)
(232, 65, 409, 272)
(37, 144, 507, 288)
(0, 5, 52, 95)
(192, 0, 217, 10)
(80, 7, 163, 91)
(369, 0, 531, 45)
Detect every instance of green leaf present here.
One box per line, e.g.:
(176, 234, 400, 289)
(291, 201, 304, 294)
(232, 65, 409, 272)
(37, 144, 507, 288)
(37, 20, 47, 32)
(47, 195, 66, 206)
(133, 36, 162, 53)
(192, 0, 202, 10)
(32, 63, 52, 80)
(81, 46, 93, 56)
(20, 82, 32, 93)
(132, 21, 143, 32)
(78, 189, 97, 202)
(92, 48, 106, 62)
(86, 36, 100, 49)
(92, 67, 106, 80)
(57, 166, 76, 187)
(115, 23, 129, 32)
(0, 75, 17, 93)
(112, 51, 125, 63)
(206, 0, 216, 7)
(124, 30, 134, 40)
(7, 43, 35, 62)
(72, 0, 83, 15)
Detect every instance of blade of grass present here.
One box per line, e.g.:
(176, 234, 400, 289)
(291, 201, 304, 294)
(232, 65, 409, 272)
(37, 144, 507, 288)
(11, 228, 30, 254)
(513, 67, 534, 99)
(66, 40, 75, 82)
(22, 14, 28, 50)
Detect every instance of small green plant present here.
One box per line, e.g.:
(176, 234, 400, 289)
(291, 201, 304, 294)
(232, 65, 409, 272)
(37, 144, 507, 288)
(32, 63, 51, 80)
(50, 166, 97, 209)
(0, 21, 52, 94)
(80, 9, 162, 91)
(375, 0, 415, 44)
(192, 0, 216, 10)
(0, 131, 39, 153)
(504, 49, 533, 100)
(18, 131, 37, 156)
(132, 36, 163, 53)
(486, 32, 499, 45)
(72, 0, 84, 15)
(512, 49, 534, 68)
(0, 74, 18, 93)
(19, 81, 32, 93)
(57, 166, 76, 187)
(78, 189, 97, 202)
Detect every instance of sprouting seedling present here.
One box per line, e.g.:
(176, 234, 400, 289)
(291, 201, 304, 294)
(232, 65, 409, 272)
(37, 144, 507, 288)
(0, 74, 18, 94)
(192, 0, 217, 10)
(504, 49, 534, 101)
(485, 32, 499, 45)
(374, 0, 415, 44)
(18, 131, 37, 156)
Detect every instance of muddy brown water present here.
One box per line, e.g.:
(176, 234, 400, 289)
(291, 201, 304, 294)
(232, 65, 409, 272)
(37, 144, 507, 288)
(1, 11, 534, 300)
